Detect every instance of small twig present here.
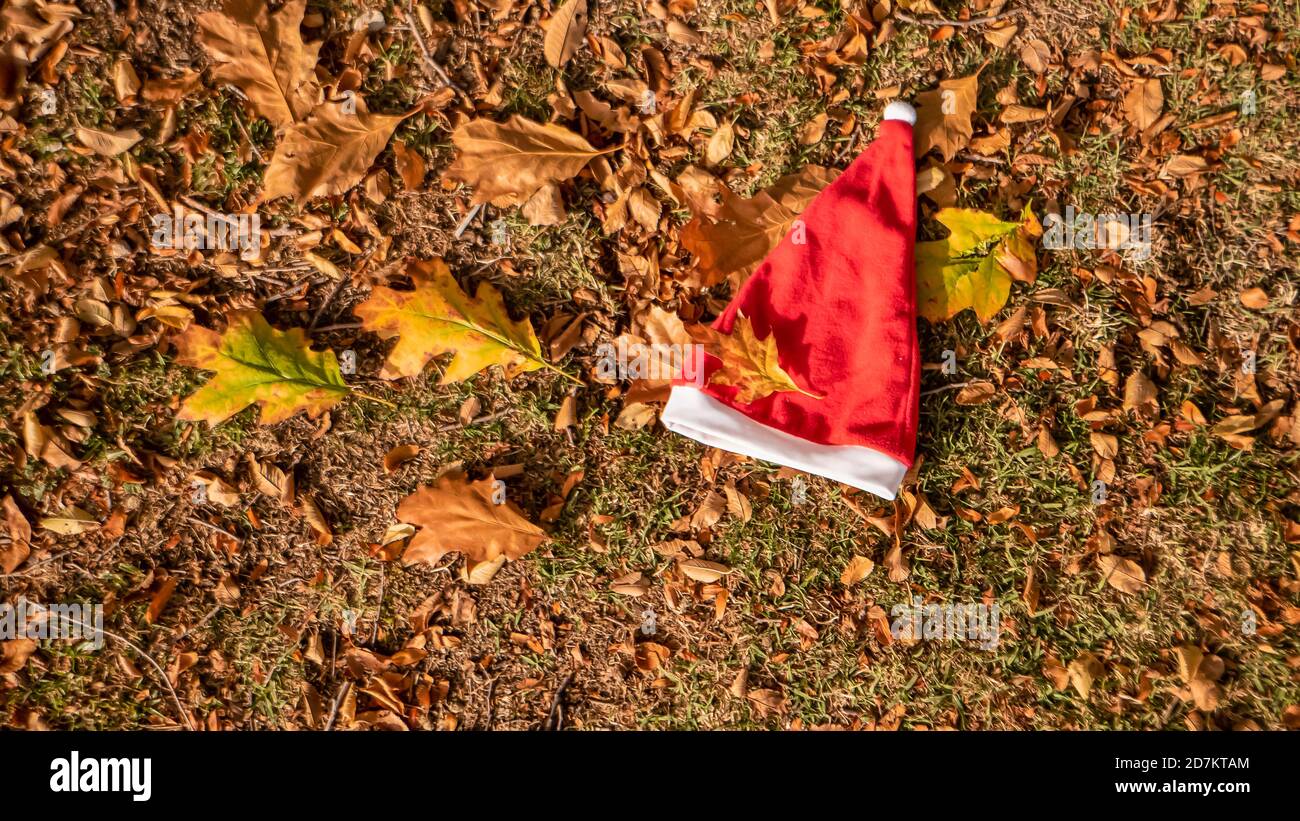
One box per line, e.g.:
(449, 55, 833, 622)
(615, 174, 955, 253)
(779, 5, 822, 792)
(894, 8, 1020, 28)
(401, 2, 470, 101)
(309, 274, 350, 330)
(310, 321, 363, 334)
(228, 106, 264, 163)
(63, 618, 195, 731)
(453, 203, 483, 238)
(369, 564, 385, 646)
(187, 516, 242, 544)
(540, 672, 575, 731)
(920, 381, 970, 397)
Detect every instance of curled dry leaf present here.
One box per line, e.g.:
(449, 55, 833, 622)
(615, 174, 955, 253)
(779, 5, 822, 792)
(382, 444, 421, 473)
(1, 494, 32, 574)
(543, 0, 587, 68)
(840, 555, 874, 586)
(248, 453, 294, 506)
(680, 558, 731, 583)
(298, 493, 333, 545)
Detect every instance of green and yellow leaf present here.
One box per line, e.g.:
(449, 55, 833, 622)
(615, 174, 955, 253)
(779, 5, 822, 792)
(916, 204, 1040, 323)
(176, 311, 350, 425)
(354, 258, 551, 383)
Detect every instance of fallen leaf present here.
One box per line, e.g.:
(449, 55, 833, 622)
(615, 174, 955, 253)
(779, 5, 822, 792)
(680, 558, 732, 583)
(175, 311, 350, 426)
(444, 115, 609, 206)
(398, 472, 546, 567)
(914, 70, 980, 161)
(260, 99, 410, 202)
(840, 555, 874, 586)
(382, 444, 421, 472)
(75, 126, 142, 156)
(1068, 652, 1104, 699)
(1098, 554, 1145, 595)
(1122, 78, 1163, 131)
(705, 313, 821, 403)
(916, 205, 1038, 322)
(40, 506, 98, 535)
(196, 0, 321, 127)
(543, 0, 587, 69)
(680, 165, 837, 286)
(355, 258, 550, 383)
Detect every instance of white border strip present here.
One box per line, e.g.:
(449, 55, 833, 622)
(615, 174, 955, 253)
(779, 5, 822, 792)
(661, 387, 908, 501)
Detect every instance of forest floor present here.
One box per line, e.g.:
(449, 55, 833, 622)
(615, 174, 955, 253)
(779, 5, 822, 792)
(1, 0, 1298, 730)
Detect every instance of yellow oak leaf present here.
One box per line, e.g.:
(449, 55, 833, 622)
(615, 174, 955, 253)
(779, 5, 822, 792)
(354, 258, 556, 383)
(175, 311, 350, 425)
(705, 314, 821, 404)
(196, 0, 322, 128)
(397, 472, 547, 567)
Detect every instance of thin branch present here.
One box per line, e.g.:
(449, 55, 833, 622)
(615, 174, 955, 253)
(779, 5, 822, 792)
(401, 2, 470, 101)
(920, 381, 970, 397)
(62, 618, 195, 731)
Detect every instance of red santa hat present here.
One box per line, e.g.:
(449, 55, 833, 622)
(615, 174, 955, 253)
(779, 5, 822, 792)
(662, 101, 919, 501)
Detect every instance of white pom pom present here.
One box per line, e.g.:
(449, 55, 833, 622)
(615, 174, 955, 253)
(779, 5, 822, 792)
(883, 101, 916, 125)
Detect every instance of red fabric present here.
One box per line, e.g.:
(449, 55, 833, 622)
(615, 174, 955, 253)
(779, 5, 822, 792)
(691, 119, 919, 466)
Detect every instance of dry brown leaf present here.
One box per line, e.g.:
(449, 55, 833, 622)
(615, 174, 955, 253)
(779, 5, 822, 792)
(444, 115, 609, 206)
(705, 121, 734, 166)
(680, 165, 836, 285)
(840, 555, 874, 586)
(398, 472, 546, 567)
(75, 126, 142, 156)
(884, 543, 909, 581)
(260, 99, 410, 202)
(680, 558, 732, 582)
(1122, 78, 1163, 131)
(382, 444, 421, 473)
(1, 494, 31, 574)
(914, 70, 980, 161)
(543, 0, 588, 68)
(1098, 554, 1145, 595)
(689, 491, 726, 531)
(1122, 370, 1157, 413)
(196, 0, 322, 127)
(298, 493, 333, 545)
(1068, 652, 1104, 700)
